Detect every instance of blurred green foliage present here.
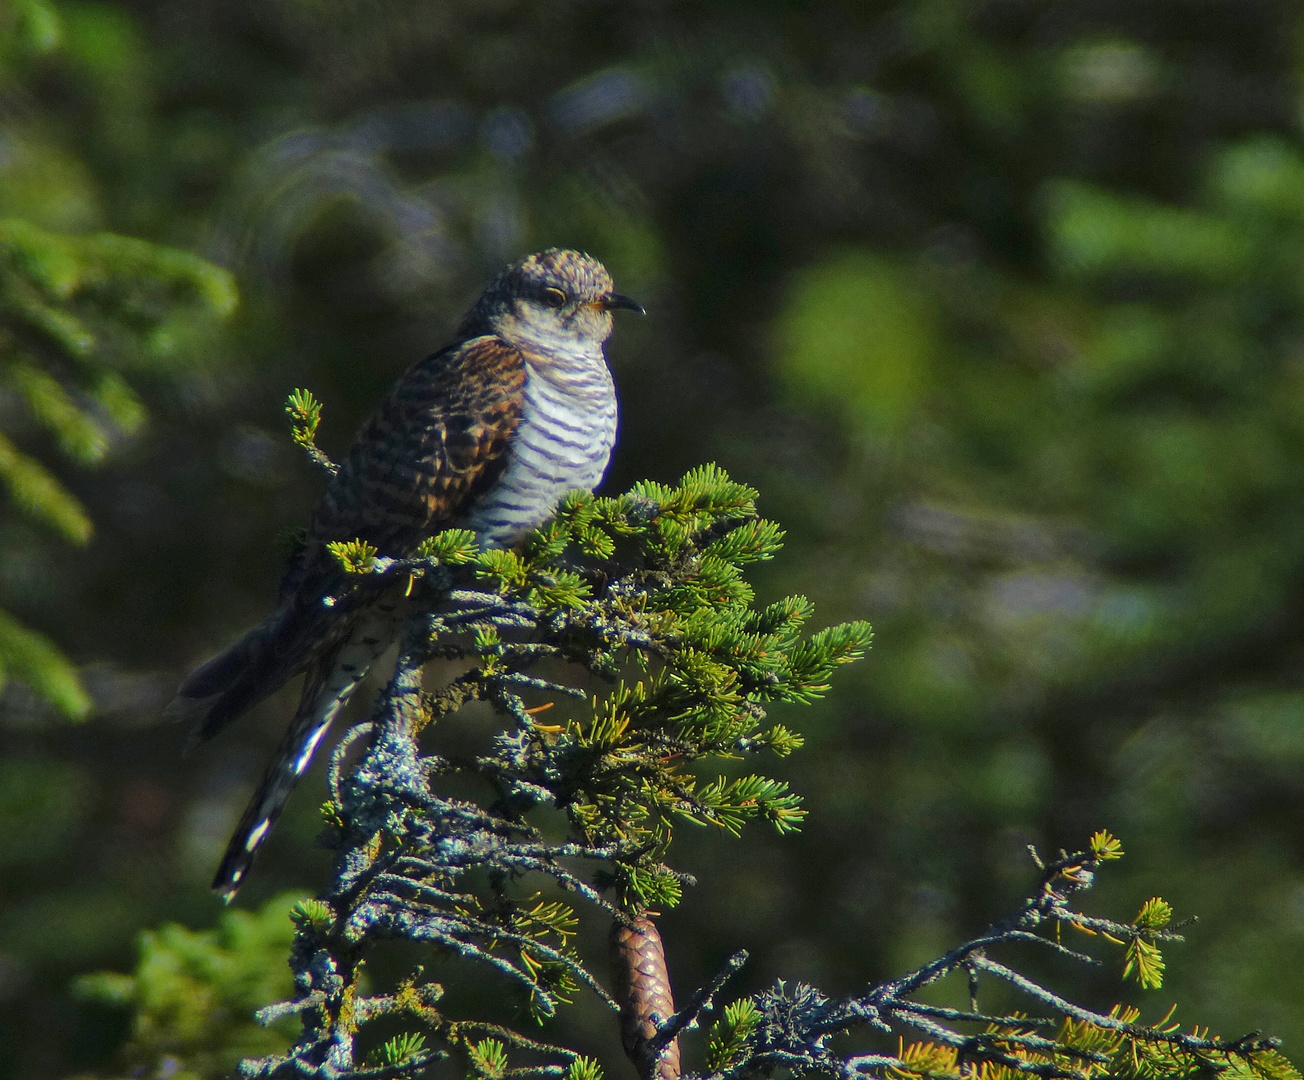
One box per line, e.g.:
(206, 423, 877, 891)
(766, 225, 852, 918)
(0, 0, 1302, 1076)
(775, 251, 935, 435)
(72, 894, 301, 1079)
(0, 220, 232, 721)
(0, 757, 89, 869)
(0, 2, 236, 721)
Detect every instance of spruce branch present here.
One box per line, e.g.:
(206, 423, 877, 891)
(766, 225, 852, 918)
(225, 457, 1292, 1080)
(286, 387, 338, 479)
(700, 838, 1293, 1080)
(237, 464, 873, 1078)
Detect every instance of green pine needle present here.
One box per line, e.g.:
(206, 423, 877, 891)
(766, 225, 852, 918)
(1123, 937, 1166, 990)
(0, 608, 91, 720)
(1133, 896, 1174, 930)
(285, 387, 323, 443)
(325, 538, 378, 574)
(467, 1037, 507, 1079)
(289, 899, 333, 931)
(368, 1031, 429, 1068)
(564, 1055, 604, 1080)
(1090, 830, 1125, 860)
(707, 999, 762, 1071)
(416, 528, 479, 563)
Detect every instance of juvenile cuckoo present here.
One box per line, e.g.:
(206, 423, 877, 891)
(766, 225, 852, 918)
(168, 249, 641, 900)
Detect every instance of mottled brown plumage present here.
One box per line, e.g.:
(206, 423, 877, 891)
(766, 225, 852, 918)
(311, 336, 526, 548)
(180, 337, 528, 748)
(168, 249, 640, 900)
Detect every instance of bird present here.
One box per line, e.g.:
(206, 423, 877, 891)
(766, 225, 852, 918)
(168, 249, 643, 901)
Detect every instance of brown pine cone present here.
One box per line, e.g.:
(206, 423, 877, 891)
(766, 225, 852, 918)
(610, 915, 680, 1080)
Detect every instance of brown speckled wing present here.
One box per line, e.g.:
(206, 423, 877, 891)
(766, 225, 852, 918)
(310, 334, 526, 553)
(200, 338, 525, 895)
(178, 335, 526, 746)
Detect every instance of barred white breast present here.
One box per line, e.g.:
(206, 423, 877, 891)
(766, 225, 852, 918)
(460, 350, 618, 548)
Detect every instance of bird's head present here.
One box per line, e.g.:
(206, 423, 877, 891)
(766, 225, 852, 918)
(461, 249, 644, 355)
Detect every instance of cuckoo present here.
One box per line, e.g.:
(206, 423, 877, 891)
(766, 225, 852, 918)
(168, 249, 642, 900)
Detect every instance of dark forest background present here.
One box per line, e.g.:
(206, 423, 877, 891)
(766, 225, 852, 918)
(4, 0, 1304, 1075)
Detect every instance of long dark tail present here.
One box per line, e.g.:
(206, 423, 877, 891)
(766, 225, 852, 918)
(167, 613, 299, 746)
(210, 653, 347, 902)
(211, 594, 405, 901)
(166, 583, 357, 747)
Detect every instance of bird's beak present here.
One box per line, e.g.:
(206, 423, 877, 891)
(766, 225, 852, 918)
(601, 293, 646, 315)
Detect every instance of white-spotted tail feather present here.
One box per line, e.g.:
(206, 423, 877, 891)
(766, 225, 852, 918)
(211, 598, 404, 900)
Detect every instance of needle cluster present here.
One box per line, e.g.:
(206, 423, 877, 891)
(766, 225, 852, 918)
(237, 392, 1292, 1080)
(242, 391, 871, 1077)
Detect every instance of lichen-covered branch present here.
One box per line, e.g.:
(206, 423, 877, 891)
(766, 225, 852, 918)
(234, 408, 1291, 1080)
(699, 837, 1295, 1080)
(238, 460, 872, 1078)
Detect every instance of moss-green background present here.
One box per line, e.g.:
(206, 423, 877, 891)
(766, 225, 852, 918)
(3, 0, 1304, 1074)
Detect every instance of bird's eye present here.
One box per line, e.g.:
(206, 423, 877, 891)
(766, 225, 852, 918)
(542, 287, 568, 308)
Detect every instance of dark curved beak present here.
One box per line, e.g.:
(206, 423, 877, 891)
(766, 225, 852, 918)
(602, 293, 646, 315)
